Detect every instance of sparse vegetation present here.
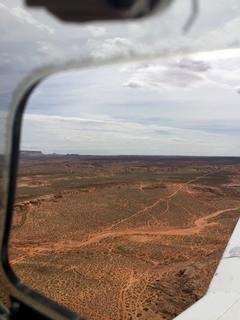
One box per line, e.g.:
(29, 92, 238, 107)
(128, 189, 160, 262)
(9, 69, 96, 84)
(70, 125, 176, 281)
(8, 155, 240, 320)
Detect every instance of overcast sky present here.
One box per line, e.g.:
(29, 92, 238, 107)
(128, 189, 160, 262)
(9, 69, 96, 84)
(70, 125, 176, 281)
(1, 1, 240, 155)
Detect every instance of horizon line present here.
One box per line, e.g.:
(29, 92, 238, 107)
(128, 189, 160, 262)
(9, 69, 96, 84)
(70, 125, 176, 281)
(20, 151, 240, 158)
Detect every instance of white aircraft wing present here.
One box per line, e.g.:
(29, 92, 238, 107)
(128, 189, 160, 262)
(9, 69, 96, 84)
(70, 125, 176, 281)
(175, 219, 240, 320)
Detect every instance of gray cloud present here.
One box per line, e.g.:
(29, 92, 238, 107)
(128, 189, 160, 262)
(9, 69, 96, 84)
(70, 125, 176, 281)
(2, 0, 240, 156)
(4, 5, 54, 34)
(177, 58, 210, 72)
(123, 58, 208, 89)
(22, 112, 233, 156)
(123, 48, 240, 91)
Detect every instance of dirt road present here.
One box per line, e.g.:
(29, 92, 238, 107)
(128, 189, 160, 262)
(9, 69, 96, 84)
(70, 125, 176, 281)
(11, 169, 240, 264)
(11, 203, 240, 265)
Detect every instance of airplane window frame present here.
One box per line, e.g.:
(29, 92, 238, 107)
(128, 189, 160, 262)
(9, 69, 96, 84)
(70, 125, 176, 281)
(1, 78, 83, 320)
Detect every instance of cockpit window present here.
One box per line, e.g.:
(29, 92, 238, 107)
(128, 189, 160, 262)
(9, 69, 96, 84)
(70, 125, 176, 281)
(8, 52, 240, 319)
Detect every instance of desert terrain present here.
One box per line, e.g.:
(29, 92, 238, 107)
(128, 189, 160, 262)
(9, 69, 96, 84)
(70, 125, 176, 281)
(8, 154, 240, 320)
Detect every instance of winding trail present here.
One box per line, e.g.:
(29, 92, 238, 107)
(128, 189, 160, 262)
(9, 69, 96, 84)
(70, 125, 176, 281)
(10, 167, 240, 320)
(11, 169, 240, 265)
(11, 205, 240, 265)
(117, 270, 138, 320)
(107, 171, 214, 230)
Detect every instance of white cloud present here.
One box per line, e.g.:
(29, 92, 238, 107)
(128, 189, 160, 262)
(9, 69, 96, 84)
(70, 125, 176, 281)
(2, 0, 240, 156)
(0, 4, 54, 35)
(123, 58, 209, 89)
(196, 16, 240, 49)
(85, 25, 106, 37)
(123, 49, 240, 92)
(176, 58, 210, 72)
(24, 114, 113, 125)
(21, 112, 240, 156)
(128, 66, 205, 89)
(89, 37, 139, 60)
